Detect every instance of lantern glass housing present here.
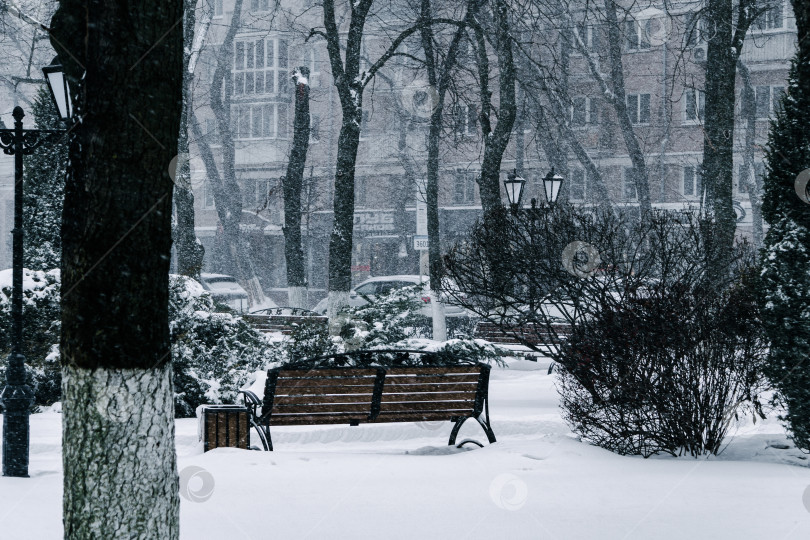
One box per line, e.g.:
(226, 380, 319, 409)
(42, 57, 73, 121)
(503, 170, 526, 208)
(543, 169, 564, 205)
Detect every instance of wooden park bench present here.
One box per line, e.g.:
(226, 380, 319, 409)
(239, 350, 496, 451)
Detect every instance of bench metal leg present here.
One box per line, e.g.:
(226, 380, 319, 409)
(249, 419, 272, 451)
(448, 400, 496, 447)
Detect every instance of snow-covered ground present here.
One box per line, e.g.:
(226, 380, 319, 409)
(2, 359, 810, 539)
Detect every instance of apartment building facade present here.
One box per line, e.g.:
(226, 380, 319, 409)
(189, 0, 798, 292)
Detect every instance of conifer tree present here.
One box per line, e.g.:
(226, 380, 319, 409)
(759, 55, 810, 450)
(22, 86, 67, 271)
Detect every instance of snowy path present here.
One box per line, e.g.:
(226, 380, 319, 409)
(2, 363, 810, 539)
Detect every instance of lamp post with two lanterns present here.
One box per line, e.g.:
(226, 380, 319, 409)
(502, 168, 564, 314)
(0, 57, 74, 477)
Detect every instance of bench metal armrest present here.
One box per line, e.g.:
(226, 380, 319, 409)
(239, 390, 262, 421)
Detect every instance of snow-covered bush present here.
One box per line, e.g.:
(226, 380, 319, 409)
(2, 272, 282, 416)
(0, 269, 62, 406)
(446, 205, 768, 456)
(282, 285, 505, 368)
(169, 275, 282, 417)
(338, 285, 427, 348)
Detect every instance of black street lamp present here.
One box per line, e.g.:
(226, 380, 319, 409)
(503, 169, 526, 214)
(542, 168, 564, 206)
(502, 169, 564, 315)
(0, 57, 73, 477)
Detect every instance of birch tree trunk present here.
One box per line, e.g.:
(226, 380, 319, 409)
(603, 0, 651, 215)
(475, 0, 517, 215)
(282, 69, 311, 309)
(174, 0, 206, 279)
(49, 0, 183, 536)
(206, 0, 266, 307)
(737, 59, 763, 251)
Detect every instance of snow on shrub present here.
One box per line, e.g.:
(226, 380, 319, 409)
(169, 275, 282, 417)
(0, 268, 62, 406)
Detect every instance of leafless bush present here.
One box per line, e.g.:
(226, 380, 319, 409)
(445, 206, 767, 456)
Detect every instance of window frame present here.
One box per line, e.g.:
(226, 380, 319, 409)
(233, 35, 289, 97)
(626, 93, 651, 125)
(683, 88, 705, 124)
(682, 165, 702, 198)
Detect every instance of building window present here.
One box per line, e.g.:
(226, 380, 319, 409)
(626, 93, 651, 124)
(231, 103, 288, 139)
(574, 23, 600, 53)
(683, 165, 702, 197)
(211, 0, 223, 17)
(684, 88, 705, 122)
(355, 175, 366, 207)
(569, 169, 586, 201)
(685, 13, 706, 47)
(623, 168, 638, 200)
(453, 171, 476, 204)
(753, 0, 785, 31)
(625, 19, 651, 51)
(204, 181, 215, 207)
(755, 85, 785, 118)
(571, 97, 599, 127)
(234, 37, 288, 96)
(309, 113, 321, 143)
(250, 0, 270, 11)
(737, 162, 766, 194)
(454, 104, 477, 136)
(304, 48, 321, 88)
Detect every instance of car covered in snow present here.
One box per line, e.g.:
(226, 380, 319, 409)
(312, 275, 469, 318)
(199, 273, 250, 313)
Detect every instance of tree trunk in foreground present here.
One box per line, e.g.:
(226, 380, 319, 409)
(283, 68, 311, 309)
(50, 0, 183, 536)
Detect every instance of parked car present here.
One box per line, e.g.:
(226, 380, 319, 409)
(312, 275, 469, 318)
(199, 273, 250, 313)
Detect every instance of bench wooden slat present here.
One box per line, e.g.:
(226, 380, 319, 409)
(379, 401, 474, 413)
(278, 368, 380, 378)
(274, 385, 374, 396)
(369, 412, 464, 423)
(382, 374, 480, 385)
(385, 366, 482, 375)
(383, 382, 479, 393)
(274, 378, 378, 390)
(381, 391, 477, 402)
(270, 414, 369, 426)
(273, 393, 375, 405)
(272, 403, 373, 414)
